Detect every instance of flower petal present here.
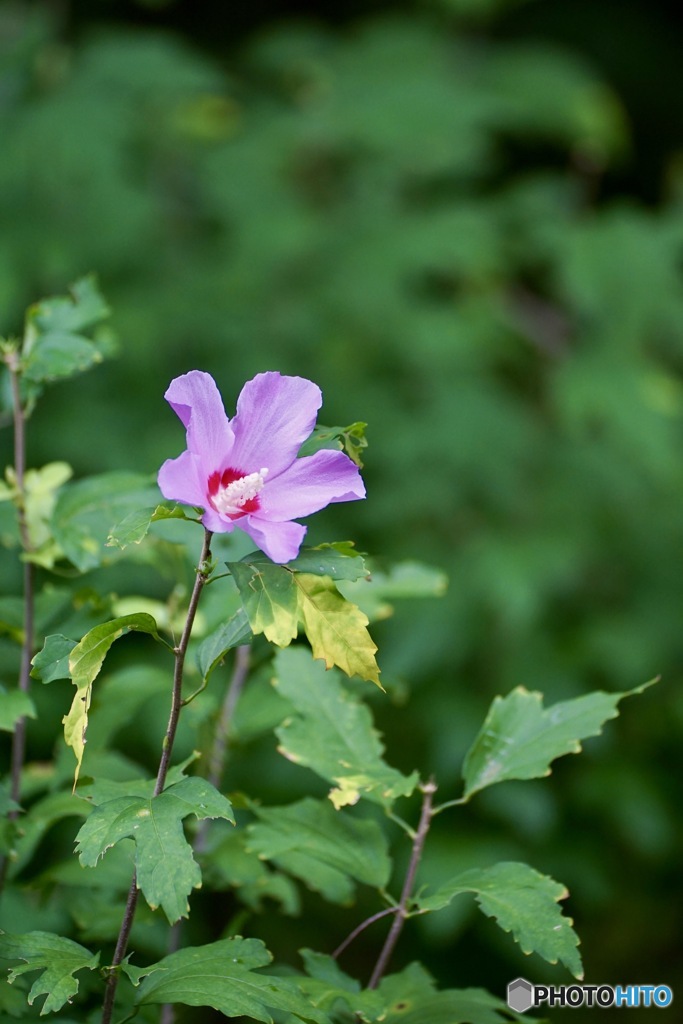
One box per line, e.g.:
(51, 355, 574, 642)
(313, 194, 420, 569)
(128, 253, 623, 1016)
(158, 451, 207, 507)
(230, 372, 322, 477)
(240, 517, 307, 563)
(261, 449, 366, 521)
(201, 506, 235, 535)
(165, 371, 234, 471)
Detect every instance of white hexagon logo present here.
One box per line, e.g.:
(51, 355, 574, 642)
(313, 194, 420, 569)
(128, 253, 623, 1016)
(507, 977, 534, 1013)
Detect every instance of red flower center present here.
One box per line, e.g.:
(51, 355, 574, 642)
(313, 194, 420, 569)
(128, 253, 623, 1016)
(208, 467, 268, 518)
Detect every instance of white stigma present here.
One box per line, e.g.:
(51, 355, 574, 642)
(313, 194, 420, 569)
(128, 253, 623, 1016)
(214, 468, 268, 516)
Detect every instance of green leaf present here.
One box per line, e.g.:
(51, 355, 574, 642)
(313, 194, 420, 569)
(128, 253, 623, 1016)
(76, 776, 235, 922)
(247, 797, 391, 904)
(0, 930, 99, 1015)
(287, 543, 369, 581)
(417, 861, 583, 979)
(295, 950, 365, 1018)
(25, 275, 109, 340)
(31, 634, 77, 683)
(20, 462, 73, 565)
(202, 828, 300, 915)
(9, 791, 90, 878)
(20, 276, 113, 399)
(107, 503, 196, 549)
(274, 648, 417, 808)
(228, 560, 299, 647)
(23, 332, 105, 387)
(84, 665, 169, 750)
(295, 574, 380, 686)
(64, 613, 166, 785)
(368, 961, 530, 1024)
(51, 472, 162, 572)
(0, 597, 23, 643)
(196, 608, 252, 683)
(0, 687, 36, 732)
(299, 422, 368, 467)
(131, 936, 328, 1023)
(237, 544, 368, 582)
(461, 680, 656, 800)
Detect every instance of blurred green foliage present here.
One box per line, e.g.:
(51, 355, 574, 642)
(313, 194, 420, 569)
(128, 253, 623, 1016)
(1, 0, 682, 1014)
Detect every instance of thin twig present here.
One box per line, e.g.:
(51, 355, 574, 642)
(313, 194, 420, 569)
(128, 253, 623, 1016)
(332, 907, 398, 960)
(101, 529, 213, 1024)
(0, 356, 35, 899)
(367, 779, 437, 989)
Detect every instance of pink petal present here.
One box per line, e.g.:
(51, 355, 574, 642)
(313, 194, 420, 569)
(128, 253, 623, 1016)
(260, 449, 366, 521)
(165, 371, 234, 472)
(158, 451, 207, 507)
(240, 517, 307, 563)
(230, 372, 322, 477)
(201, 507, 236, 535)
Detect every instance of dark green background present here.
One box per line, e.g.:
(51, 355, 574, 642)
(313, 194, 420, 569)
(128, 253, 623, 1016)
(1, 0, 682, 1019)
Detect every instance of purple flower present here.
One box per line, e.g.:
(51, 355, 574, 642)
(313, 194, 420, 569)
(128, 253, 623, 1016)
(157, 370, 365, 563)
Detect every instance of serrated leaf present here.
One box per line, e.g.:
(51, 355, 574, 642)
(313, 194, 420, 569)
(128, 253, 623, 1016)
(51, 472, 161, 572)
(461, 680, 656, 800)
(0, 687, 36, 731)
(294, 574, 380, 686)
(25, 275, 109, 341)
(228, 560, 299, 647)
(107, 503, 196, 549)
(0, 930, 99, 1015)
(295, 950, 363, 1018)
(274, 648, 417, 808)
(75, 776, 234, 922)
(370, 961, 531, 1024)
(131, 936, 328, 1023)
(288, 544, 368, 581)
(20, 276, 112, 400)
(196, 608, 252, 683)
(299, 422, 367, 467)
(247, 797, 391, 904)
(31, 635, 77, 683)
(64, 613, 167, 786)
(237, 544, 368, 582)
(417, 862, 583, 979)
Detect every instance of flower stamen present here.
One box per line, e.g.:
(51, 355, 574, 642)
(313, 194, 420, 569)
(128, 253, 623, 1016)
(211, 467, 268, 517)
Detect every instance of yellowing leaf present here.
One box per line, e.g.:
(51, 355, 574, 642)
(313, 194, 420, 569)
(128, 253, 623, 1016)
(294, 574, 380, 686)
(228, 561, 299, 647)
(64, 614, 166, 786)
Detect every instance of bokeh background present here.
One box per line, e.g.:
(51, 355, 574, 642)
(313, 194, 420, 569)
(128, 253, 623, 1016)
(2, 0, 683, 1019)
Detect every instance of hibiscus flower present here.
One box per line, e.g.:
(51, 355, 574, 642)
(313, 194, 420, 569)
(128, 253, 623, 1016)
(157, 370, 365, 562)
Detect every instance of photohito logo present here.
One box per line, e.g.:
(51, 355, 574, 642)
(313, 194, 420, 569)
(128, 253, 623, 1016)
(507, 978, 673, 1013)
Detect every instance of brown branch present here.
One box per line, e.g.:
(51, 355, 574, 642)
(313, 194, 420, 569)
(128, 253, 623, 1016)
(101, 529, 213, 1024)
(367, 779, 437, 989)
(0, 355, 35, 898)
(332, 907, 398, 960)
